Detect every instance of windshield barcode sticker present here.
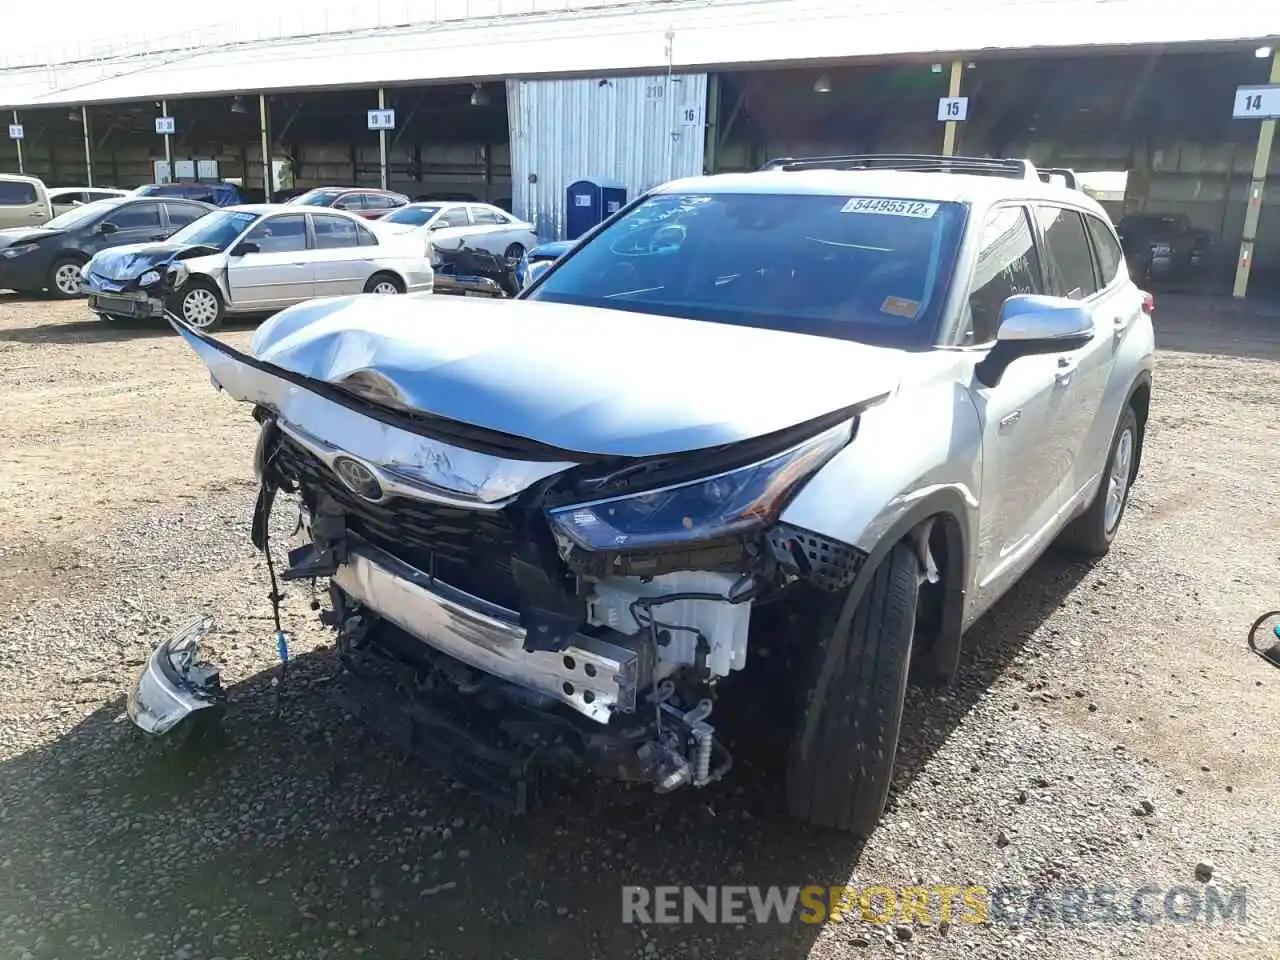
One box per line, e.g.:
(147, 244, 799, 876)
(841, 197, 939, 218)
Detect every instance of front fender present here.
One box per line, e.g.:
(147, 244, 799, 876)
(779, 378, 982, 557)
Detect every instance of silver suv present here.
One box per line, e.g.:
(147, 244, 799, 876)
(137, 154, 1155, 837)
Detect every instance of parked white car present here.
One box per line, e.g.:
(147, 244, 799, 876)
(378, 201, 538, 266)
(80, 204, 434, 330)
(47, 187, 131, 219)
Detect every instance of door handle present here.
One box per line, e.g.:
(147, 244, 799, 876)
(292, 262, 308, 267)
(1054, 356, 1077, 387)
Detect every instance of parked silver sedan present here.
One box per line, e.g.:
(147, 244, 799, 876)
(80, 204, 434, 331)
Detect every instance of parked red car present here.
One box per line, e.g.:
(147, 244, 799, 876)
(287, 187, 410, 220)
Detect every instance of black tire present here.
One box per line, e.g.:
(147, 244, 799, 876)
(504, 242, 526, 265)
(363, 272, 405, 295)
(171, 278, 225, 331)
(786, 542, 919, 835)
(46, 256, 86, 299)
(1058, 405, 1140, 557)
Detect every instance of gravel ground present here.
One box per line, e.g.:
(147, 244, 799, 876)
(0, 293, 1278, 960)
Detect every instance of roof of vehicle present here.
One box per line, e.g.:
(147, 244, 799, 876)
(48, 186, 129, 196)
(655, 168, 1109, 215)
(0, 173, 44, 185)
(297, 186, 402, 195)
(222, 202, 374, 217)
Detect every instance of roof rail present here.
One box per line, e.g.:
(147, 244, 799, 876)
(1038, 166, 1080, 190)
(759, 153, 1041, 181)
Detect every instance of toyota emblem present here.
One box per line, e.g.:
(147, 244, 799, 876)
(332, 455, 384, 501)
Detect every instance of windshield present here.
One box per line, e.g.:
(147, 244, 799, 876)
(526, 192, 967, 347)
(45, 198, 123, 230)
(292, 190, 343, 206)
(167, 210, 260, 251)
(382, 205, 440, 226)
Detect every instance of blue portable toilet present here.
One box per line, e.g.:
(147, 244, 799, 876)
(565, 178, 627, 240)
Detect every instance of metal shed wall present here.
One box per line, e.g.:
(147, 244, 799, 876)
(507, 73, 707, 241)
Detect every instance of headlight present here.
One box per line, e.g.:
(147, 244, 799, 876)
(138, 269, 161, 287)
(1, 243, 38, 259)
(547, 421, 853, 552)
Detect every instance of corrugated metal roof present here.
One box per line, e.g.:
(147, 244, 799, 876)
(4, 0, 1278, 109)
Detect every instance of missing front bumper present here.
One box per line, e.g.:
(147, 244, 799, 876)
(332, 535, 640, 723)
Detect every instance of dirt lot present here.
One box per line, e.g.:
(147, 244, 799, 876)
(0, 293, 1278, 960)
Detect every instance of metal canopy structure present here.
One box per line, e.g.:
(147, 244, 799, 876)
(1, 0, 1278, 109)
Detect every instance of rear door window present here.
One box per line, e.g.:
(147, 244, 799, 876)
(333, 193, 366, 212)
(163, 202, 205, 228)
(1084, 214, 1125, 290)
(0, 181, 38, 205)
(470, 205, 509, 225)
(1035, 205, 1099, 299)
(964, 205, 1044, 344)
(312, 214, 362, 249)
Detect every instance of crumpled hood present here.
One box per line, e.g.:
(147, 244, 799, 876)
(0, 227, 60, 249)
(234, 294, 903, 458)
(89, 242, 206, 280)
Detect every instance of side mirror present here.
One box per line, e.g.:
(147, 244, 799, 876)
(975, 295, 1095, 388)
(98, 222, 118, 235)
(232, 240, 260, 256)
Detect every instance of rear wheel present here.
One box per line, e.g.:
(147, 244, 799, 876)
(46, 257, 85, 299)
(1058, 405, 1139, 557)
(503, 242, 526, 266)
(364, 272, 405, 295)
(173, 279, 224, 331)
(786, 542, 918, 835)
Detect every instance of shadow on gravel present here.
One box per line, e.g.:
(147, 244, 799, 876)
(0, 317, 175, 345)
(0, 555, 1093, 960)
(0, 316, 263, 347)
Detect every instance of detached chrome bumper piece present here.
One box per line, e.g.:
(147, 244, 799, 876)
(333, 536, 640, 724)
(126, 617, 227, 735)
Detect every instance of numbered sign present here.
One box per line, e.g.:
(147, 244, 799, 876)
(678, 106, 701, 127)
(937, 97, 968, 122)
(7, 123, 22, 140)
(1233, 85, 1280, 119)
(367, 109, 396, 131)
(155, 116, 176, 135)
(644, 83, 666, 102)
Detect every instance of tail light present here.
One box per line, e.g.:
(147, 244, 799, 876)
(1141, 291, 1154, 315)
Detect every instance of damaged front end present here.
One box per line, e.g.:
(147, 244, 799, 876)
(145, 299, 891, 810)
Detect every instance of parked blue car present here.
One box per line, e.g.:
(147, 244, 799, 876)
(134, 182, 245, 207)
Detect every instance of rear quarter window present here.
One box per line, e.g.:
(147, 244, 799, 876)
(0, 181, 38, 205)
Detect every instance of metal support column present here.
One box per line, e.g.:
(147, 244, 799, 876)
(259, 94, 271, 201)
(703, 73, 721, 175)
(81, 105, 94, 186)
(161, 98, 173, 178)
(1233, 49, 1280, 299)
(942, 60, 963, 157)
(11, 110, 22, 174)
(378, 88, 389, 191)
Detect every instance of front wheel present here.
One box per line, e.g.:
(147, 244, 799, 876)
(786, 542, 918, 835)
(173, 279, 224, 332)
(1058, 405, 1140, 557)
(46, 257, 85, 299)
